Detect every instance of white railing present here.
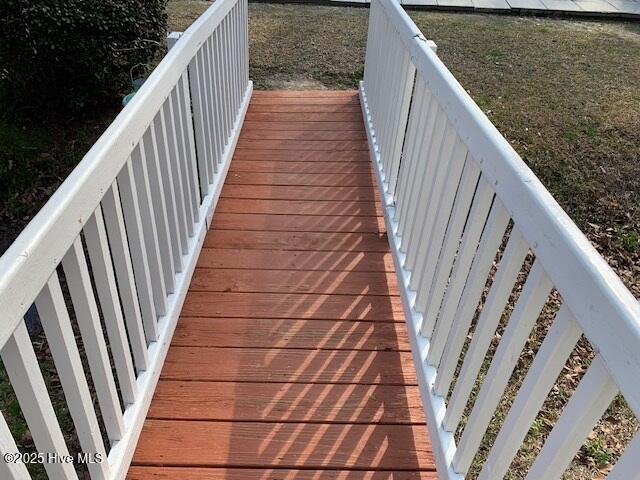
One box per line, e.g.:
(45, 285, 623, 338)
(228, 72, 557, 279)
(360, 0, 640, 478)
(0, 0, 251, 478)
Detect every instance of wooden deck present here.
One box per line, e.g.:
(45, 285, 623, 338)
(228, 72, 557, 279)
(127, 91, 437, 479)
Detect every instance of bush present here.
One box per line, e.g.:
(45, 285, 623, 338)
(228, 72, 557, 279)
(0, 0, 168, 113)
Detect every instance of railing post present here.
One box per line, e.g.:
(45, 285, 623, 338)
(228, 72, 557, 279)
(167, 32, 183, 51)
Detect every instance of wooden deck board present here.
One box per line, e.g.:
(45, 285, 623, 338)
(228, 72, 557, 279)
(129, 90, 436, 479)
(134, 420, 435, 469)
(216, 198, 383, 216)
(190, 268, 398, 295)
(197, 249, 396, 271)
(128, 468, 438, 479)
(171, 318, 410, 349)
(229, 160, 371, 174)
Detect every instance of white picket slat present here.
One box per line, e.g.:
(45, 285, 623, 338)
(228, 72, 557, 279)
(608, 432, 640, 480)
(101, 183, 150, 371)
(34, 274, 110, 480)
(404, 109, 448, 273)
(156, 106, 185, 270)
(178, 73, 201, 222)
(409, 119, 459, 296)
(165, 91, 190, 251)
(188, 56, 211, 197)
(62, 238, 125, 442)
(394, 76, 427, 216)
(442, 226, 529, 425)
(116, 159, 160, 339)
(1, 322, 79, 480)
(453, 260, 553, 473)
(414, 133, 468, 315)
(0, 410, 30, 479)
(420, 177, 497, 337)
(526, 355, 618, 479)
(130, 143, 169, 314)
(84, 209, 138, 405)
(478, 305, 582, 480)
(143, 125, 176, 293)
(397, 92, 437, 244)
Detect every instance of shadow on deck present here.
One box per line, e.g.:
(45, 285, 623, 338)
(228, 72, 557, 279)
(127, 90, 437, 480)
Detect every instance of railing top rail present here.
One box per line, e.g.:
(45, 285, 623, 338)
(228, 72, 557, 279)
(375, 0, 640, 414)
(0, 0, 237, 349)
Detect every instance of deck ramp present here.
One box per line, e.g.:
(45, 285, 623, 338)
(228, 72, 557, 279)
(127, 90, 437, 479)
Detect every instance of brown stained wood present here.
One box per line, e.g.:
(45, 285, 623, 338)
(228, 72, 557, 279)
(242, 121, 365, 132)
(133, 420, 434, 470)
(128, 467, 438, 480)
(246, 112, 362, 122)
(172, 318, 409, 350)
(212, 213, 386, 234)
(226, 172, 374, 186)
(236, 139, 368, 151)
(251, 95, 360, 105)
(216, 199, 382, 216)
(221, 184, 377, 201)
(148, 381, 423, 422)
(161, 348, 417, 384)
(240, 130, 366, 141)
(197, 249, 396, 272)
(203, 231, 390, 252)
(181, 292, 404, 321)
(248, 104, 362, 113)
(190, 269, 398, 295)
(230, 160, 371, 174)
(233, 149, 369, 162)
(130, 91, 436, 479)
(252, 90, 360, 97)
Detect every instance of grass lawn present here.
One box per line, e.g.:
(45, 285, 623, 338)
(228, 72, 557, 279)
(0, 2, 638, 479)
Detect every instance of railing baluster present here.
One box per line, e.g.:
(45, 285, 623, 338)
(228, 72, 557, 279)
(201, 39, 217, 175)
(165, 92, 190, 251)
(204, 36, 221, 169)
(212, 27, 226, 158)
(453, 261, 553, 474)
(144, 124, 176, 292)
(223, 17, 233, 138)
(188, 55, 212, 197)
(410, 122, 461, 296)
(387, 48, 415, 196)
(1, 322, 79, 480)
(608, 432, 640, 480)
(62, 238, 126, 442)
(420, 155, 477, 349)
(398, 100, 439, 255)
(420, 177, 497, 337)
(155, 107, 184, 271)
(84, 208, 138, 405)
(0, 410, 30, 479)
(526, 355, 618, 479)
(34, 274, 110, 480)
(435, 225, 528, 397)
(178, 73, 202, 216)
(101, 183, 150, 369)
(129, 144, 169, 314)
(116, 160, 161, 335)
(479, 305, 582, 480)
(394, 75, 426, 216)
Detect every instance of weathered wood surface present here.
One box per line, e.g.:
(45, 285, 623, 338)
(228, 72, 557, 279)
(129, 91, 436, 479)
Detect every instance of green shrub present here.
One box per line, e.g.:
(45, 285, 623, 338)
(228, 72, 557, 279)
(0, 0, 168, 113)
